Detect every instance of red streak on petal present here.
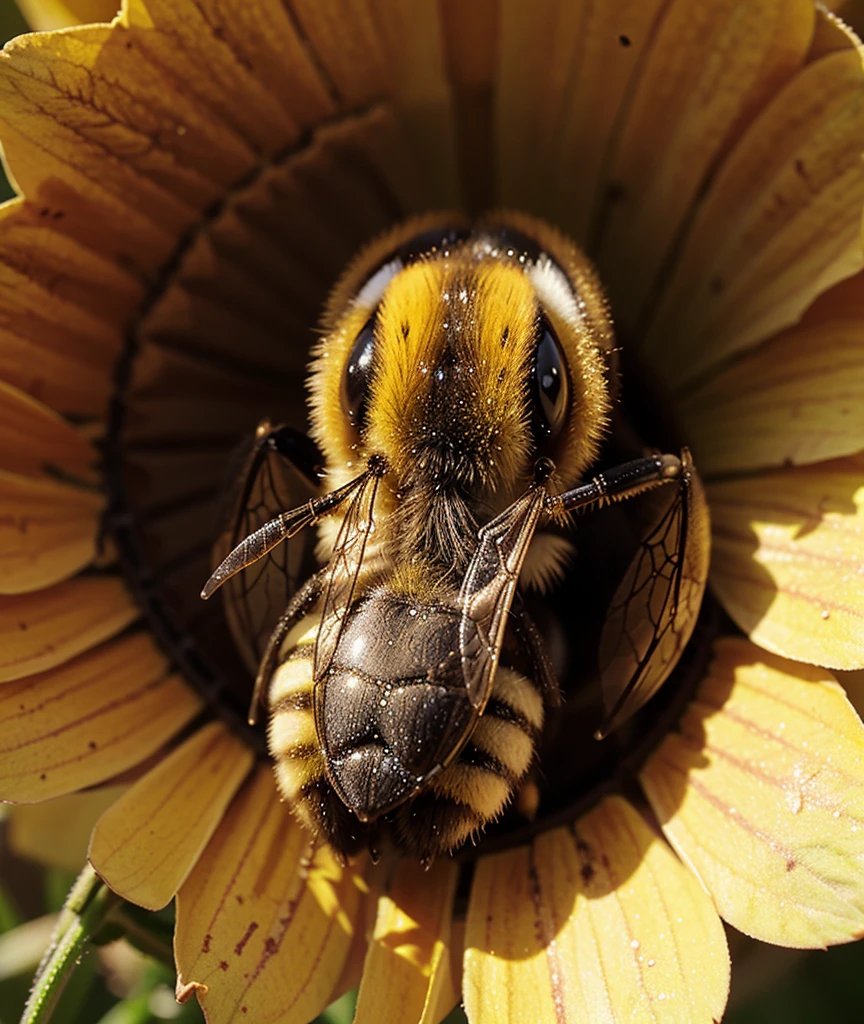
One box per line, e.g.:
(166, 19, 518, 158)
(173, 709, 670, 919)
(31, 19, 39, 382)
(235, 921, 259, 957)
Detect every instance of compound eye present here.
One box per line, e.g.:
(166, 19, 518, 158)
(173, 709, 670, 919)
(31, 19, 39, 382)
(342, 317, 376, 433)
(532, 317, 570, 442)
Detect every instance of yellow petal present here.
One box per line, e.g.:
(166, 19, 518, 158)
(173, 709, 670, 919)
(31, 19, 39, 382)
(175, 766, 362, 1024)
(16, 0, 119, 31)
(646, 23, 864, 388)
(0, 378, 95, 478)
(464, 796, 729, 1024)
(0, 632, 201, 802)
(0, 575, 138, 682)
(354, 858, 458, 1024)
(433, 917, 463, 1023)
(438, 0, 499, 212)
(265, 0, 392, 104)
(125, 105, 429, 431)
(9, 785, 127, 871)
(0, 329, 112, 419)
(681, 318, 864, 475)
(0, 470, 102, 593)
(596, 0, 815, 329)
(496, 0, 667, 241)
(325, 894, 375, 1009)
(124, 0, 339, 150)
(121, 342, 295, 446)
(0, 196, 129, 417)
(89, 721, 253, 910)
(0, 28, 220, 250)
(388, 1, 461, 211)
(641, 637, 864, 947)
(708, 455, 864, 669)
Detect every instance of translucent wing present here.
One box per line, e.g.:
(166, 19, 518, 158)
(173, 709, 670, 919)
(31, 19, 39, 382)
(596, 448, 710, 737)
(210, 422, 322, 675)
(313, 471, 382, 683)
(459, 486, 546, 711)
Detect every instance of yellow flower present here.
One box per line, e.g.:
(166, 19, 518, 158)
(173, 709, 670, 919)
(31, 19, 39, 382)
(2, 2, 864, 1022)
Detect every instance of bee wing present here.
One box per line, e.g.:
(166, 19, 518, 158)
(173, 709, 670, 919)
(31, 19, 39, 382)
(597, 448, 710, 737)
(459, 487, 546, 711)
(313, 471, 381, 683)
(212, 423, 322, 674)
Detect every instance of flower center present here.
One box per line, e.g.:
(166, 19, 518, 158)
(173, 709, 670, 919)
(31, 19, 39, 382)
(104, 112, 715, 857)
(105, 110, 406, 753)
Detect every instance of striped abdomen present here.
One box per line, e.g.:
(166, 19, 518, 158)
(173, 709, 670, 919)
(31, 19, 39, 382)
(267, 612, 544, 862)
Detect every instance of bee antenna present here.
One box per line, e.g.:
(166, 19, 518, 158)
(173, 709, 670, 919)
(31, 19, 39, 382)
(201, 468, 373, 600)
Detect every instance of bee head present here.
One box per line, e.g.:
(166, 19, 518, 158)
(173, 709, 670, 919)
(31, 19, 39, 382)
(309, 214, 615, 502)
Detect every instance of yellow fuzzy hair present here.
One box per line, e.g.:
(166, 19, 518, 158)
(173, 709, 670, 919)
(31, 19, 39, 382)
(307, 212, 616, 505)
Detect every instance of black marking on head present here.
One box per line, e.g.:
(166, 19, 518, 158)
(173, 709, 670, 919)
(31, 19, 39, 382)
(482, 224, 544, 264)
(391, 225, 472, 265)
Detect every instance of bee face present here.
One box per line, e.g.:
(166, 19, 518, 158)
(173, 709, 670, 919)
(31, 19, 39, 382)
(309, 214, 616, 505)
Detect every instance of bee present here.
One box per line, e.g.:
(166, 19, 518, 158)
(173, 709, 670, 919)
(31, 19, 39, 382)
(201, 213, 710, 863)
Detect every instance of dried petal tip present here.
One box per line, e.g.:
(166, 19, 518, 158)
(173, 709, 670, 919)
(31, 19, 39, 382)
(176, 980, 208, 1004)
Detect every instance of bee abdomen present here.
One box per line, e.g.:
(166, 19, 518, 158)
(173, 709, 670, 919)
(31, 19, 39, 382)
(268, 642, 322, 822)
(269, 637, 543, 861)
(269, 648, 372, 858)
(393, 666, 543, 859)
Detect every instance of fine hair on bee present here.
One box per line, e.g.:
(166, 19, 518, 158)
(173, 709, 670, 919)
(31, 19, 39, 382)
(202, 212, 710, 865)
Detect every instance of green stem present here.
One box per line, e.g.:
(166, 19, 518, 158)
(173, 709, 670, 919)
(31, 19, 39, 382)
(20, 865, 121, 1024)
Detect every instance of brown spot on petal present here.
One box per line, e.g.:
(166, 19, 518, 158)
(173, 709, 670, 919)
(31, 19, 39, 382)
(235, 921, 258, 956)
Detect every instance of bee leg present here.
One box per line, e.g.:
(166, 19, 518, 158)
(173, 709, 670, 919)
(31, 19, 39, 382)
(549, 451, 683, 518)
(248, 566, 328, 725)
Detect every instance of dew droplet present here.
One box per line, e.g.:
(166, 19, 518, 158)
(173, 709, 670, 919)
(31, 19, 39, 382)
(785, 788, 803, 814)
